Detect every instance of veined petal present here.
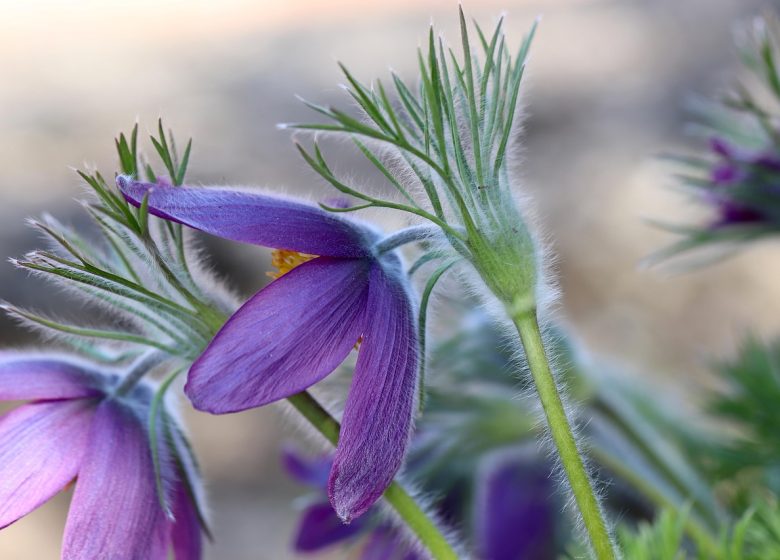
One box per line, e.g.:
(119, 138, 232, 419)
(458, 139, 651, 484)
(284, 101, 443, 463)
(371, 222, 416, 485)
(0, 400, 94, 529)
(170, 480, 202, 560)
(0, 354, 103, 401)
(185, 257, 370, 413)
(63, 399, 169, 560)
(294, 502, 364, 552)
(118, 178, 374, 258)
(328, 265, 418, 521)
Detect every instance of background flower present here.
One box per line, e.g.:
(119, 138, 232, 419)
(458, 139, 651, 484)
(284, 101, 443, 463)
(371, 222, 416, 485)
(0, 354, 204, 559)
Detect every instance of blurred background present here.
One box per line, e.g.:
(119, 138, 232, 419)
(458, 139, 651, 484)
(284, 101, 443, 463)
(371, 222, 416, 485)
(0, 0, 777, 558)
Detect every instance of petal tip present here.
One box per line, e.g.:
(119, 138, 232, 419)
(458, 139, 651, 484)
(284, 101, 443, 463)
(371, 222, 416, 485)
(327, 470, 373, 524)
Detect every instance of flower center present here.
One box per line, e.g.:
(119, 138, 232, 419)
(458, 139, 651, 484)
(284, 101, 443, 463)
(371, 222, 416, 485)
(266, 249, 317, 279)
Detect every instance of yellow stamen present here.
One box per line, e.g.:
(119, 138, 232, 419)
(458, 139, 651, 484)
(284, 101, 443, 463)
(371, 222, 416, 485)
(266, 249, 317, 279)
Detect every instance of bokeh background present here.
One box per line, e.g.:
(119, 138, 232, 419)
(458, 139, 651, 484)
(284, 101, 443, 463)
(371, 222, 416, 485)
(1, 0, 777, 558)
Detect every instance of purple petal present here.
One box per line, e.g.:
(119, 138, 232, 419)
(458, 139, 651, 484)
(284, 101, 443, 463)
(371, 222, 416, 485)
(281, 445, 332, 488)
(716, 200, 766, 227)
(328, 265, 418, 521)
(710, 162, 741, 184)
(171, 480, 202, 560)
(475, 453, 558, 560)
(117, 178, 374, 258)
(185, 257, 370, 413)
(709, 137, 735, 158)
(0, 354, 103, 401)
(63, 399, 169, 560)
(753, 153, 780, 171)
(169, 419, 210, 538)
(0, 400, 94, 528)
(294, 502, 364, 552)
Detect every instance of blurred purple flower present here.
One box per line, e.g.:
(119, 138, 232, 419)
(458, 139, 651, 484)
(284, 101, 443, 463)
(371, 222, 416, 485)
(283, 447, 420, 560)
(285, 446, 559, 559)
(474, 451, 558, 560)
(119, 178, 419, 522)
(706, 137, 772, 227)
(0, 353, 203, 559)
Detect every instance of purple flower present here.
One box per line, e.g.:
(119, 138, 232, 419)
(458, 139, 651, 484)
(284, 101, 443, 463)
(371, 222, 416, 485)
(0, 353, 204, 559)
(282, 447, 420, 560)
(706, 137, 771, 227)
(474, 451, 558, 560)
(118, 178, 419, 522)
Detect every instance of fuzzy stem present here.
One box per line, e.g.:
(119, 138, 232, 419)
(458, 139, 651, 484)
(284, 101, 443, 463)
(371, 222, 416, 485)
(374, 224, 451, 255)
(513, 310, 616, 560)
(287, 391, 458, 560)
(113, 350, 169, 396)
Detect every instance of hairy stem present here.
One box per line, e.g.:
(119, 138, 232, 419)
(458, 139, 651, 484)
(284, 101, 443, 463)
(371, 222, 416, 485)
(374, 224, 448, 255)
(513, 310, 616, 560)
(114, 350, 170, 396)
(287, 391, 458, 560)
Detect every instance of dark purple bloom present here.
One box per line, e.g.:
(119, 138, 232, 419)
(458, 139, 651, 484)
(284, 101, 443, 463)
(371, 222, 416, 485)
(0, 353, 204, 559)
(706, 136, 773, 227)
(118, 178, 419, 522)
(713, 200, 766, 226)
(474, 451, 558, 560)
(282, 447, 420, 559)
(711, 162, 743, 185)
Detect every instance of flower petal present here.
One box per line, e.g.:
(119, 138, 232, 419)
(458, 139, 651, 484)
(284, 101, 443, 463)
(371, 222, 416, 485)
(62, 399, 169, 560)
(0, 400, 94, 528)
(293, 502, 364, 552)
(168, 419, 210, 538)
(328, 265, 418, 521)
(170, 480, 202, 560)
(475, 452, 559, 560)
(281, 445, 331, 488)
(185, 257, 370, 413)
(118, 178, 374, 258)
(0, 354, 103, 401)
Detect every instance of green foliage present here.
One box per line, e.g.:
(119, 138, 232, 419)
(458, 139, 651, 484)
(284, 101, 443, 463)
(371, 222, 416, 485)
(414, 310, 722, 553)
(616, 501, 780, 560)
(287, 9, 536, 238)
(707, 337, 780, 497)
(618, 508, 688, 560)
(2, 122, 225, 362)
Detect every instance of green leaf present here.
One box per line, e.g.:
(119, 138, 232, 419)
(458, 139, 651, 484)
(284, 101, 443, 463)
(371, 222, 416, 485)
(149, 367, 185, 517)
(458, 6, 484, 184)
(417, 260, 458, 412)
(175, 138, 192, 186)
(138, 192, 151, 235)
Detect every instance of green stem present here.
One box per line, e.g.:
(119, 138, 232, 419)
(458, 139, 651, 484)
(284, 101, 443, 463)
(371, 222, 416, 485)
(287, 391, 458, 560)
(513, 310, 616, 560)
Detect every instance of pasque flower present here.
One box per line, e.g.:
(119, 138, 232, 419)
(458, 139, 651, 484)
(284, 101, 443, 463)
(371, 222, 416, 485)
(474, 451, 559, 560)
(118, 177, 419, 522)
(705, 137, 780, 228)
(0, 353, 203, 559)
(283, 446, 558, 560)
(282, 446, 421, 559)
